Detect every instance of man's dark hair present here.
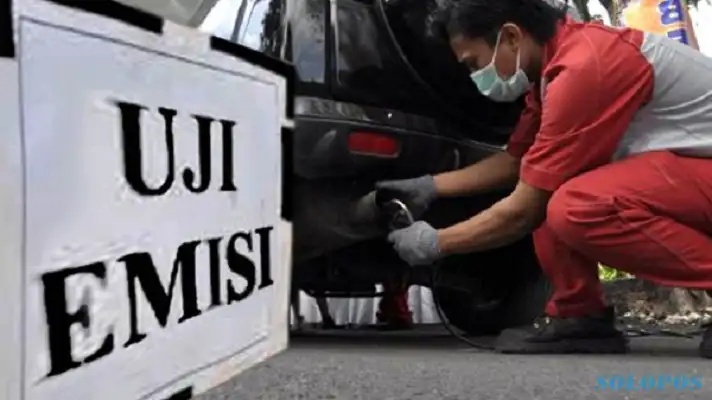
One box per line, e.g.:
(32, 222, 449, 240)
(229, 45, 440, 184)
(429, 0, 568, 46)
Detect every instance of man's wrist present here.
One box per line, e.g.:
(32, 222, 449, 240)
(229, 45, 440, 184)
(436, 227, 460, 256)
(432, 174, 450, 198)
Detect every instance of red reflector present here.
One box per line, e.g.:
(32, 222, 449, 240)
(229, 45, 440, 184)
(347, 132, 400, 157)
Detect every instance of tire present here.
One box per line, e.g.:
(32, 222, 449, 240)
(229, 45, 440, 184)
(434, 270, 552, 335)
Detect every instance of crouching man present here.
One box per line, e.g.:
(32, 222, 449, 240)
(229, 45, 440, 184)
(379, 0, 712, 356)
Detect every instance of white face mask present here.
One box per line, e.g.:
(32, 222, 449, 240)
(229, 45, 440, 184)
(470, 31, 532, 102)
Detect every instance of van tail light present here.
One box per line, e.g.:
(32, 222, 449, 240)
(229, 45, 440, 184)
(347, 131, 400, 158)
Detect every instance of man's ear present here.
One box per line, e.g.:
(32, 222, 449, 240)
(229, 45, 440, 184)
(501, 23, 523, 48)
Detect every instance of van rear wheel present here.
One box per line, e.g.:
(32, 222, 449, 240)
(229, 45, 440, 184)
(434, 271, 551, 336)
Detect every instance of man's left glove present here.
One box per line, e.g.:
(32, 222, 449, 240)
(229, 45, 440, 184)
(387, 221, 441, 266)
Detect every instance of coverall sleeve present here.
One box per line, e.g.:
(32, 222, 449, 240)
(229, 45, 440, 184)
(519, 37, 654, 192)
(506, 90, 541, 158)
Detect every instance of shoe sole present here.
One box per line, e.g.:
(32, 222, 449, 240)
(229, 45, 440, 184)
(496, 336, 630, 355)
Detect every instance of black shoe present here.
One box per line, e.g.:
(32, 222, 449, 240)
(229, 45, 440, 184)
(698, 324, 712, 358)
(494, 306, 629, 354)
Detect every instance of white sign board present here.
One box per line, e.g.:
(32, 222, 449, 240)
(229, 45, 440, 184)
(0, 1, 294, 399)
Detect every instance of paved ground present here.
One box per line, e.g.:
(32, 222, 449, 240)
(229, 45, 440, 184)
(199, 326, 712, 400)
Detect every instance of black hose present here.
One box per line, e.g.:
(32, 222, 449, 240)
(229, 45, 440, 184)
(380, 198, 496, 349)
(429, 262, 497, 350)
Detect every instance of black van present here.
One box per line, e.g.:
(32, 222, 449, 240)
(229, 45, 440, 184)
(210, 0, 557, 334)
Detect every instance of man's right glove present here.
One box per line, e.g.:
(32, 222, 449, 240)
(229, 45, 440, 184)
(388, 220, 441, 266)
(375, 175, 437, 219)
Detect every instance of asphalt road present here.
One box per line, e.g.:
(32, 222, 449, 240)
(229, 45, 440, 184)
(199, 326, 712, 400)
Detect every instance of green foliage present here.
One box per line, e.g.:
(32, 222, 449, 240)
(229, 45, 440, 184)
(598, 264, 632, 281)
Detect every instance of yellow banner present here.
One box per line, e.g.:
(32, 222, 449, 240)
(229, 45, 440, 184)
(621, 0, 699, 49)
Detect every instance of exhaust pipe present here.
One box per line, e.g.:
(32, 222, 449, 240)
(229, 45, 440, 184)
(352, 189, 414, 231)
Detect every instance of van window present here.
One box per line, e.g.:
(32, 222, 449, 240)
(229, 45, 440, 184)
(239, 0, 269, 49)
(236, 0, 325, 83)
(289, 0, 326, 83)
(236, 0, 285, 57)
(334, 0, 431, 112)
